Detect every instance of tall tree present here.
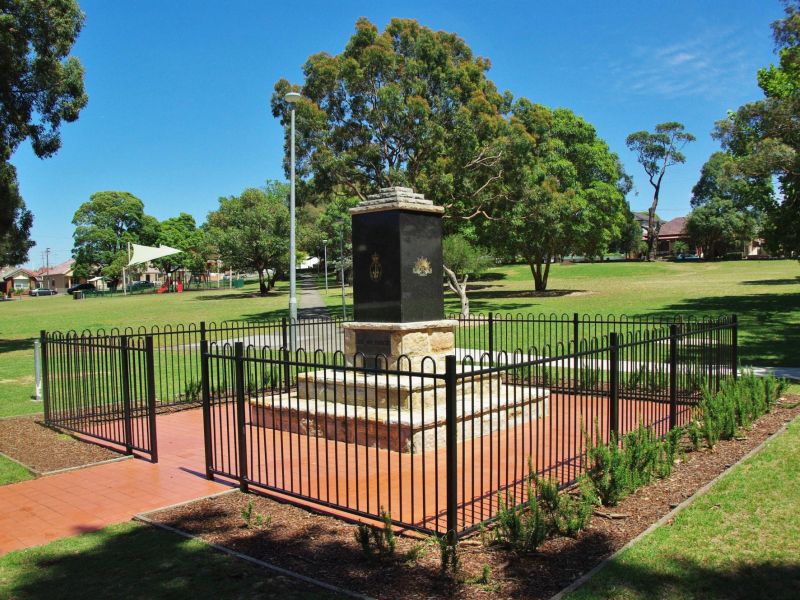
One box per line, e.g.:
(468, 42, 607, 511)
(498, 100, 631, 291)
(626, 123, 695, 260)
(270, 17, 509, 226)
(1, 0, 88, 264)
(206, 182, 290, 295)
(71, 191, 156, 286)
(714, 1, 800, 255)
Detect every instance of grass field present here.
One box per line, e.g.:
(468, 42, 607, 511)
(0, 454, 33, 485)
(566, 415, 800, 600)
(0, 521, 337, 599)
(1, 261, 798, 418)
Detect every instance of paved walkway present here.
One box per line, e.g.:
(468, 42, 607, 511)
(298, 274, 332, 320)
(0, 409, 227, 555)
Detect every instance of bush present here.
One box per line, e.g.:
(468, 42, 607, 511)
(698, 373, 785, 449)
(355, 508, 396, 559)
(584, 421, 686, 506)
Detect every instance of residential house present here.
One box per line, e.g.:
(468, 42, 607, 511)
(1, 267, 39, 297)
(36, 258, 80, 293)
(655, 217, 690, 256)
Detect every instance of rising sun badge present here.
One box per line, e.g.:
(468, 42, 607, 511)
(413, 256, 432, 277)
(369, 253, 382, 282)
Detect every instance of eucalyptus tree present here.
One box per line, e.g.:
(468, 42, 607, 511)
(626, 123, 695, 260)
(270, 17, 510, 230)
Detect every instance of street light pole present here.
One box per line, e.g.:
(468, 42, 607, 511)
(339, 228, 346, 320)
(322, 239, 329, 296)
(284, 92, 301, 338)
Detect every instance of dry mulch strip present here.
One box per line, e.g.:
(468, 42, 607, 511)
(0, 416, 123, 474)
(145, 397, 800, 600)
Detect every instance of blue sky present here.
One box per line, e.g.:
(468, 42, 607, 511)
(12, 0, 783, 268)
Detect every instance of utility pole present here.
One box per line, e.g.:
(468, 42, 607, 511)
(339, 230, 346, 319)
(45, 248, 50, 291)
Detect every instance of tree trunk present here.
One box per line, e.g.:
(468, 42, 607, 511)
(646, 185, 661, 261)
(443, 264, 470, 316)
(529, 256, 550, 292)
(258, 269, 268, 295)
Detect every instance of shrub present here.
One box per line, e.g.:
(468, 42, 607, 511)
(584, 425, 629, 506)
(354, 508, 396, 559)
(434, 533, 460, 575)
(240, 499, 271, 529)
(183, 380, 202, 402)
(535, 475, 595, 537)
(493, 486, 549, 552)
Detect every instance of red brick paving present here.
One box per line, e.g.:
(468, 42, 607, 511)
(0, 409, 226, 555)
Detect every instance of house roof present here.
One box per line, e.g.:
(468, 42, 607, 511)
(659, 217, 688, 239)
(36, 258, 74, 276)
(2, 268, 38, 280)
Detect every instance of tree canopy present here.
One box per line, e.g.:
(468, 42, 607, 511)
(272, 18, 633, 291)
(156, 213, 208, 276)
(206, 182, 290, 295)
(496, 101, 631, 290)
(686, 198, 757, 259)
(71, 191, 158, 285)
(0, 0, 88, 265)
(270, 17, 509, 226)
(713, 1, 800, 255)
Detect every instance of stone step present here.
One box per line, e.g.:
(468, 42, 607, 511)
(295, 366, 517, 411)
(249, 384, 549, 453)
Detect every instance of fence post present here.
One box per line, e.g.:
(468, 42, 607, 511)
(487, 312, 494, 366)
(40, 331, 51, 422)
(234, 342, 249, 493)
(732, 315, 738, 380)
(573, 313, 580, 388)
(669, 324, 678, 430)
(200, 339, 214, 479)
(145, 336, 159, 463)
(281, 317, 291, 393)
(200, 320, 207, 344)
(609, 332, 619, 438)
(445, 354, 458, 543)
(120, 335, 133, 455)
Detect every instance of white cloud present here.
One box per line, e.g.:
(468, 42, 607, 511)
(611, 27, 758, 99)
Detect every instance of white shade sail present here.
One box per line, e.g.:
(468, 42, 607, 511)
(127, 244, 182, 267)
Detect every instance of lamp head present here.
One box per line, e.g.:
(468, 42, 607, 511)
(284, 92, 302, 104)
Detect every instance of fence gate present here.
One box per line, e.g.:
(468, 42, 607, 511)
(41, 332, 159, 462)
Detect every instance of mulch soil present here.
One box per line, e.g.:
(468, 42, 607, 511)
(147, 396, 800, 600)
(0, 416, 123, 474)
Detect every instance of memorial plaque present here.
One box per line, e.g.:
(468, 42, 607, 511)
(354, 330, 392, 369)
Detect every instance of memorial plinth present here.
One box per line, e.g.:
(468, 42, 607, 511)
(249, 187, 549, 453)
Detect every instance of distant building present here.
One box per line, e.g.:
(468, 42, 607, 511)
(35, 258, 79, 293)
(1, 267, 39, 297)
(655, 217, 690, 256)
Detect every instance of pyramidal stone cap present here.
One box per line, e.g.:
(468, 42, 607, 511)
(349, 186, 444, 215)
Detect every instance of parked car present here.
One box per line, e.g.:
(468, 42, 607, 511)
(127, 281, 155, 292)
(675, 253, 701, 262)
(30, 288, 56, 297)
(67, 282, 96, 295)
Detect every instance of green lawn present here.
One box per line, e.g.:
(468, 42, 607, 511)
(566, 416, 800, 600)
(0, 454, 33, 485)
(0, 521, 338, 599)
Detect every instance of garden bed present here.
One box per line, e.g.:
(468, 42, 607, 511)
(144, 396, 800, 600)
(0, 416, 124, 475)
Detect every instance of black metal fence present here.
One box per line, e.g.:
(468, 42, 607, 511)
(200, 314, 737, 537)
(40, 313, 736, 531)
(42, 332, 159, 461)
